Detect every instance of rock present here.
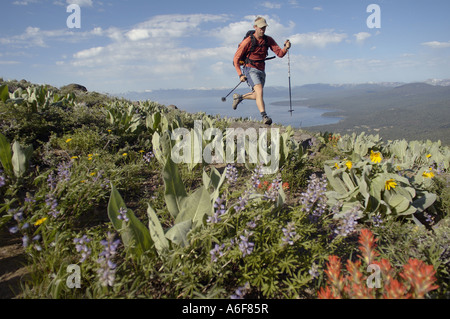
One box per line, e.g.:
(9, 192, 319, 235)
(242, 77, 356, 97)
(60, 83, 88, 94)
(167, 104, 178, 110)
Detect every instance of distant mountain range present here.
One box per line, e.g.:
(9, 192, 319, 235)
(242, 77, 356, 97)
(117, 79, 450, 102)
(116, 80, 450, 145)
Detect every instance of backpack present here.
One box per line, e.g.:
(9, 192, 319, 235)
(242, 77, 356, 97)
(234, 30, 275, 67)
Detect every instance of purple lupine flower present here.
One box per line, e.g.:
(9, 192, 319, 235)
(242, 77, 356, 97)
(47, 172, 56, 190)
(251, 165, 264, 189)
(0, 169, 5, 188)
(56, 161, 73, 183)
(143, 151, 154, 163)
(210, 243, 225, 262)
(207, 195, 227, 224)
(281, 222, 297, 246)
(264, 176, 282, 202)
(238, 230, 254, 257)
(234, 190, 251, 213)
(117, 207, 129, 222)
(74, 235, 92, 262)
(225, 164, 238, 184)
(45, 194, 60, 218)
(231, 282, 250, 299)
(309, 263, 320, 279)
(97, 232, 120, 287)
(334, 205, 362, 237)
(372, 213, 384, 228)
(300, 174, 328, 222)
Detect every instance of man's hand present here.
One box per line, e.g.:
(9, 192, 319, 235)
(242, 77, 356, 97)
(240, 74, 247, 82)
(284, 40, 291, 50)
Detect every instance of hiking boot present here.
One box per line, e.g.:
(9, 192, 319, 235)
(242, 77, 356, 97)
(262, 115, 272, 125)
(232, 94, 243, 110)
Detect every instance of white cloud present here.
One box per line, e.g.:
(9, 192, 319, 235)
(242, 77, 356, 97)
(354, 32, 371, 44)
(313, 7, 323, 11)
(73, 46, 103, 59)
(261, 2, 281, 9)
(289, 31, 347, 48)
(421, 41, 450, 49)
(66, 0, 93, 7)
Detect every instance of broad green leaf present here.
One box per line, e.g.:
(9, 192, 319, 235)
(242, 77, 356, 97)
(0, 85, 8, 103)
(11, 141, 33, 178)
(0, 133, 13, 177)
(175, 186, 212, 228)
(108, 184, 152, 258)
(163, 158, 187, 219)
(165, 220, 192, 247)
(147, 204, 169, 254)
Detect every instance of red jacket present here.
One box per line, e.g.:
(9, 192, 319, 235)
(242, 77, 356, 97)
(234, 35, 287, 76)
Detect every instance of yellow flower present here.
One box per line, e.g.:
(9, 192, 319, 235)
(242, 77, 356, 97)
(71, 156, 79, 160)
(139, 150, 145, 153)
(81, 180, 86, 183)
(334, 163, 340, 169)
(65, 138, 73, 143)
(88, 154, 93, 157)
(345, 161, 352, 169)
(107, 129, 112, 133)
(34, 217, 47, 226)
(90, 172, 96, 176)
(423, 169, 435, 178)
(385, 179, 397, 190)
(122, 153, 128, 157)
(370, 150, 382, 164)
(426, 154, 432, 158)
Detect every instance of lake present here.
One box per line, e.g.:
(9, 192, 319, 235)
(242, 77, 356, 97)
(150, 95, 341, 129)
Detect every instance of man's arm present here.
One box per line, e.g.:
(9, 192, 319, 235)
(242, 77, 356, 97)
(268, 37, 290, 58)
(233, 37, 252, 77)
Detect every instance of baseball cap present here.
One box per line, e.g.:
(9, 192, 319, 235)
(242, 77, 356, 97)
(254, 17, 268, 28)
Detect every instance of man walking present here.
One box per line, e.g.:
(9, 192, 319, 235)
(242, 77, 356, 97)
(233, 17, 291, 125)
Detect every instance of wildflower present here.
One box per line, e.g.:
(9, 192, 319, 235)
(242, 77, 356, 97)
(385, 178, 397, 190)
(372, 213, 384, 228)
(238, 230, 254, 257)
(251, 165, 264, 189)
(65, 138, 72, 143)
(334, 162, 340, 169)
(282, 182, 289, 190)
(207, 195, 226, 224)
(9, 226, 19, 234)
(426, 154, 432, 159)
(122, 153, 128, 157)
(34, 217, 47, 226)
(357, 228, 380, 265)
(90, 172, 96, 176)
(334, 205, 362, 237)
(0, 169, 5, 188)
(345, 161, 352, 170)
(300, 174, 328, 221)
(117, 207, 129, 222)
(225, 164, 238, 184)
(422, 169, 435, 178)
(370, 150, 382, 164)
(309, 262, 320, 279)
(57, 161, 73, 183)
(400, 258, 439, 298)
(74, 235, 92, 263)
(210, 243, 225, 262)
(22, 235, 30, 248)
(231, 282, 250, 299)
(234, 190, 251, 213)
(264, 176, 282, 202)
(97, 232, 121, 287)
(107, 129, 112, 133)
(71, 156, 79, 160)
(143, 151, 154, 163)
(281, 222, 297, 246)
(45, 194, 60, 218)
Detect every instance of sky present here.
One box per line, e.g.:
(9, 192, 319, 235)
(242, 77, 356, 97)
(1, 0, 450, 94)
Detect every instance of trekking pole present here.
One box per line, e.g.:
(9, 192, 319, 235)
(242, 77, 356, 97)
(287, 48, 293, 116)
(221, 81, 243, 102)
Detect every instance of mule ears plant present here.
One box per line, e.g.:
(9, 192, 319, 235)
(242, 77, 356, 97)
(0, 132, 33, 179)
(107, 183, 153, 259)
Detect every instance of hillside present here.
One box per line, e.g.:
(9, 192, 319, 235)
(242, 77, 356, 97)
(0, 79, 449, 301)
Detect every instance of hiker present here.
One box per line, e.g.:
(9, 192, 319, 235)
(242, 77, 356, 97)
(232, 17, 291, 125)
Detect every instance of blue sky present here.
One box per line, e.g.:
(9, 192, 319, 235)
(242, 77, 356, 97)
(1, 0, 450, 94)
